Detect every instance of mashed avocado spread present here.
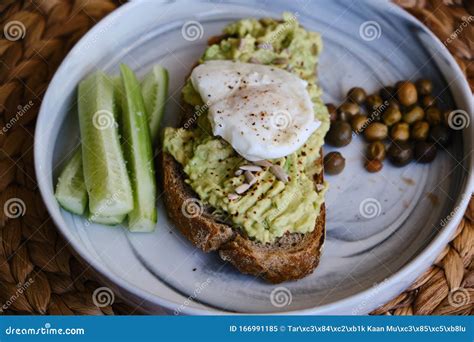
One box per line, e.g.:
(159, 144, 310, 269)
(163, 13, 330, 243)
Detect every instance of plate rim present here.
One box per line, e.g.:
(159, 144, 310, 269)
(34, 0, 474, 315)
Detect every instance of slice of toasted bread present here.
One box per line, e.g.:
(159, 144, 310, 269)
(162, 150, 325, 283)
(161, 29, 325, 283)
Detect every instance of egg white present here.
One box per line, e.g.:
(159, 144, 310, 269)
(190, 60, 320, 161)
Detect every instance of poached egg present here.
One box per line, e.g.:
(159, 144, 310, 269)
(190, 60, 320, 161)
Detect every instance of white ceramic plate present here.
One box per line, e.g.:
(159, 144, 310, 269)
(35, 0, 473, 314)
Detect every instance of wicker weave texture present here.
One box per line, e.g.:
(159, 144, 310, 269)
(0, 0, 472, 315)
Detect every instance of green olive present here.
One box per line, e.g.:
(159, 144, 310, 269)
(429, 125, 452, 147)
(365, 159, 383, 173)
(390, 122, 410, 141)
(367, 141, 386, 161)
(388, 99, 400, 109)
(421, 95, 436, 108)
(338, 102, 360, 121)
(379, 86, 396, 102)
(414, 141, 437, 163)
(368, 111, 383, 123)
(403, 105, 424, 124)
(382, 105, 402, 126)
(411, 121, 430, 141)
(425, 106, 442, 125)
(397, 81, 418, 107)
(388, 141, 413, 167)
(365, 94, 384, 111)
(415, 79, 433, 96)
(351, 114, 369, 133)
(324, 152, 346, 175)
(347, 87, 367, 104)
(364, 122, 388, 142)
(326, 121, 352, 147)
(326, 103, 338, 122)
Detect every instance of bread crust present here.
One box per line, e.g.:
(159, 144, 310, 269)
(161, 151, 325, 283)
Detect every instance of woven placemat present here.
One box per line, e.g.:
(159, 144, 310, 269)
(0, 0, 472, 315)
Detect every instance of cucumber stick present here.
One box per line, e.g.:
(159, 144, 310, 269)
(87, 211, 126, 225)
(78, 71, 133, 217)
(141, 65, 169, 143)
(55, 148, 87, 215)
(56, 66, 168, 226)
(119, 64, 157, 232)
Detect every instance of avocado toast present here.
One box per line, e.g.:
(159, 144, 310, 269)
(162, 14, 330, 283)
